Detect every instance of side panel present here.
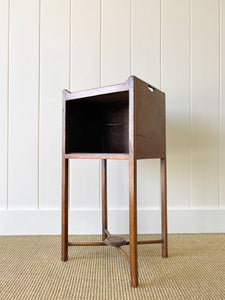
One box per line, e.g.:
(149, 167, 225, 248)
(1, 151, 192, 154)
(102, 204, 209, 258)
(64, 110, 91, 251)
(135, 78, 166, 159)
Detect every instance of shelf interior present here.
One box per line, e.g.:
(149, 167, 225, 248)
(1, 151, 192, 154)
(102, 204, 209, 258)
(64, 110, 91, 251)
(66, 91, 129, 154)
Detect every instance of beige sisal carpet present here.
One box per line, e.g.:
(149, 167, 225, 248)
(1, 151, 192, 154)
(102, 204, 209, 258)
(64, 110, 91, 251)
(0, 234, 225, 299)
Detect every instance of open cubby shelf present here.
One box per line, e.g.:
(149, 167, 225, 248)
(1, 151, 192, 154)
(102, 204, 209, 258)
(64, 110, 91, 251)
(66, 91, 129, 155)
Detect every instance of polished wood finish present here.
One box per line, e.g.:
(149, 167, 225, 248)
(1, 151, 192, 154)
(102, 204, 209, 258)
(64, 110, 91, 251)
(129, 77, 138, 287)
(62, 91, 68, 262)
(64, 81, 129, 101)
(61, 76, 167, 288)
(161, 158, 168, 258)
(103, 229, 128, 247)
(61, 158, 68, 261)
(104, 229, 111, 237)
(102, 160, 107, 241)
(134, 77, 166, 159)
(68, 239, 163, 247)
(117, 247, 130, 263)
(68, 242, 106, 247)
(137, 239, 163, 245)
(103, 235, 127, 247)
(65, 153, 129, 160)
(129, 157, 138, 287)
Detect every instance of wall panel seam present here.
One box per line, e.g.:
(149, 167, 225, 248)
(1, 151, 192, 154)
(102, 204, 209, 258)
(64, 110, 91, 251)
(189, 0, 193, 209)
(100, 0, 102, 87)
(99, 0, 102, 211)
(219, 0, 222, 209)
(6, 0, 10, 210)
(37, 0, 41, 210)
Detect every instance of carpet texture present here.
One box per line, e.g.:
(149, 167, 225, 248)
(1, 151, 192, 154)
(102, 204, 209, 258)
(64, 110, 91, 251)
(0, 234, 225, 299)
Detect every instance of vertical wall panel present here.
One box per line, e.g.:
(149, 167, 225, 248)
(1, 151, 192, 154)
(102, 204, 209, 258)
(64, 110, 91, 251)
(0, 0, 8, 209)
(101, 0, 130, 86)
(162, 0, 190, 208)
(70, 0, 101, 210)
(101, 0, 130, 210)
(71, 0, 100, 91)
(8, 0, 39, 209)
(39, 0, 70, 209)
(107, 161, 129, 209)
(191, 0, 219, 208)
(70, 160, 101, 210)
(131, 0, 161, 209)
(131, 0, 160, 87)
(221, 0, 225, 208)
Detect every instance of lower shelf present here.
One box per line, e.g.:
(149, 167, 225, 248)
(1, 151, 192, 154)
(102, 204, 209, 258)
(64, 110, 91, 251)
(103, 235, 128, 247)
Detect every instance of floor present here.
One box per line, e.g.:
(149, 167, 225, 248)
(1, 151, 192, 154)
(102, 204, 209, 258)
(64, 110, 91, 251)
(0, 234, 225, 299)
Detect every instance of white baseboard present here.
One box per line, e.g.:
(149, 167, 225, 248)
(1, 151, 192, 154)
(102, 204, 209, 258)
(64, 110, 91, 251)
(0, 209, 225, 235)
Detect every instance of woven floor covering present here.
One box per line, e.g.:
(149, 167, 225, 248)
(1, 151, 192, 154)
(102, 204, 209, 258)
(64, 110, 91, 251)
(1, 234, 225, 300)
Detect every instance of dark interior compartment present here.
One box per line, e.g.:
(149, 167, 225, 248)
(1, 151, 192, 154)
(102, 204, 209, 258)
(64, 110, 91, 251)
(66, 91, 129, 154)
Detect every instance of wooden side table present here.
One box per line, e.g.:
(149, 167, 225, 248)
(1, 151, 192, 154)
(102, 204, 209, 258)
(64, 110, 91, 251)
(61, 76, 167, 287)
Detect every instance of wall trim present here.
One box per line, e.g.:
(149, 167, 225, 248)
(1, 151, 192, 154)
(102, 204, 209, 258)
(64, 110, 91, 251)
(0, 209, 225, 235)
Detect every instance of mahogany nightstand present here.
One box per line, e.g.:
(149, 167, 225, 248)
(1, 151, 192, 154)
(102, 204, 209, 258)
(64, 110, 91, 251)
(61, 76, 167, 287)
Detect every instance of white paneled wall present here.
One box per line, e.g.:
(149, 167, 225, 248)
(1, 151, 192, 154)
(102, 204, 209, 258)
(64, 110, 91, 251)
(8, 0, 39, 209)
(0, 0, 225, 235)
(162, 0, 190, 209)
(222, 0, 225, 208)
(0, 0, 8, 210)
(191, 0, 220, 208)
(39, 0, 70, 210)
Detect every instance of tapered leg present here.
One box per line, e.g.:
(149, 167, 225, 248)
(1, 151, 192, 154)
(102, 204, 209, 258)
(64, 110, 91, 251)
(129, 158, 138, 287)
(161, 158, 168, 258)
(102, 159, 107, 241)
(62, 158, 68, 261)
